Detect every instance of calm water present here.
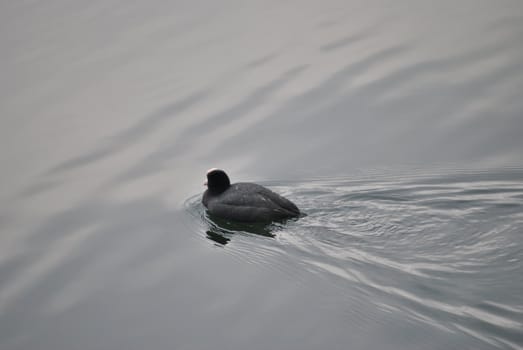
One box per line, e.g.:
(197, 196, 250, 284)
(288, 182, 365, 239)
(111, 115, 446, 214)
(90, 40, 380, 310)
(1, 1, 523, 349)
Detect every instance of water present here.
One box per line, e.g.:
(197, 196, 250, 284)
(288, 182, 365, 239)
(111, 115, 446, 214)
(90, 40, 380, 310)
(185, 167, 523, 349)
(1, 1, 523, 349)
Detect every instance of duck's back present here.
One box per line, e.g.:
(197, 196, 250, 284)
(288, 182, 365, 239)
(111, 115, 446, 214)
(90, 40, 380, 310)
(203, 183, 300, 222)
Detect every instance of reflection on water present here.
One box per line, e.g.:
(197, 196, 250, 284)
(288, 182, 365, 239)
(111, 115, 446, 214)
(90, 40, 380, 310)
(186, 195, 286, 245)
(206, 230, 231, 245)
(2, 0, 523, 349)
(205, 215, 276, 243)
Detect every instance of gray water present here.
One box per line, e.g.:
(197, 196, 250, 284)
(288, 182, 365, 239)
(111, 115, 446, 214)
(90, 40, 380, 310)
(1, 1, 523, 349)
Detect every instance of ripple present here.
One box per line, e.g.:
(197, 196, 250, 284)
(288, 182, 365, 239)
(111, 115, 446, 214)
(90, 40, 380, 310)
(185, 167, 523, 348)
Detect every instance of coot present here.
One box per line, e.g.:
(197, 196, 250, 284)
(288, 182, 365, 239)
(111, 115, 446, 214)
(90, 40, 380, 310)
(202, 168, 300, 222)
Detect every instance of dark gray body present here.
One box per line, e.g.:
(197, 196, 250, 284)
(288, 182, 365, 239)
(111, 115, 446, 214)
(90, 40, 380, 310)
(203, 182, 300, 222)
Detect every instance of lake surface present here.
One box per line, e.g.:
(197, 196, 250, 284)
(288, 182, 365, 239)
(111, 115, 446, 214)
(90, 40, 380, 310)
(1, 1, 523, 349)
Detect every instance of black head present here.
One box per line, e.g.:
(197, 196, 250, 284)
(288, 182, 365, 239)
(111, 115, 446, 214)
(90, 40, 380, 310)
(205, 168, 231, 194)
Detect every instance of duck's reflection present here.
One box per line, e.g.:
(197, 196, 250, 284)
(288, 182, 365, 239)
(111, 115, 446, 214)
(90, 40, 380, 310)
(206, 230, 231, 245)
(204, 213, 278, 246)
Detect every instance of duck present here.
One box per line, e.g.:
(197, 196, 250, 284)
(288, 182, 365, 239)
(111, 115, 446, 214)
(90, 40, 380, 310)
(202, 168, 300, 222)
